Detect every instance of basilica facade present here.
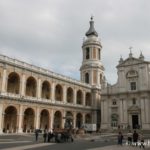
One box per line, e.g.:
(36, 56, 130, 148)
(0, 17, 104, 133)
(101, 52, 150, 130)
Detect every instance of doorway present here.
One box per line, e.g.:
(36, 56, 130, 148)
(132, 115, 138, 129)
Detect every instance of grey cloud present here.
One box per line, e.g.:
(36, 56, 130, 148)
(0, 0, 150, 84)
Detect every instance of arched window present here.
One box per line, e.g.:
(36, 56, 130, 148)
(54, 111, 62, 128)
(23, 108, 35, 132)
(7, 72, 20, 94)
(76, 113, 83, 128)
(77, 90, 83, 105)
(65, 111, 73, 129)
(85, 114, 92, 123)
(4, 106, 17, 133)
(41, 81, 50, 99)
(55, 84, 63, 101)
(85, 92, 91, 106)
(85, 73, 89, 84)
(26, 76, 37, 97)
(40, 109, 49, 130)
(67, 87, 73, 103)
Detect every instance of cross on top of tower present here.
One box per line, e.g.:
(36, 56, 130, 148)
(129, 46, 133, 58)
(129, 46, 133, 52)
(91, 15, 94, 21)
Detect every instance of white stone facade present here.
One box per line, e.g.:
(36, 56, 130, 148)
(101, 52, 150, 130)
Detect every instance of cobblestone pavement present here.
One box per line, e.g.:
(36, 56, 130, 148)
(0, 133, 150, 150)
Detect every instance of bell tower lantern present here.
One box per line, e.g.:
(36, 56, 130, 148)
(80, 17, 104, 88)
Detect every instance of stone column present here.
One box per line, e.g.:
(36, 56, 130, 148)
(90, 70, 93, 85)
(21, 73, 26, 96)
(1, 68, 7, 93)
(123, 99, 127, 126)
(62, 110, 66, 129)
(92, 111, 97, 124)
(63, 85, 66, 103)
(51, 82, 55, 101)
(49, 109, 54, 130)
(145, 98, 149, 124)
(73, 112, 76, 128)
(37, 78, 41, 99)
(101, 100, 104, 125)
(119, 99, 123, 124)
(82, 113, 85, 126)
(73, 89, 77, 105)
(18, 105, 23, 133)
(83, 91, 86, 106)
(141, 98, 145, 127)
(104, 101, 108, 123)
(0, 104, 4, 133)
(35, 108, 40, 129)
(97, 71, 100, 86)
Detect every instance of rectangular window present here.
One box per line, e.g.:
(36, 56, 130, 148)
(112, 101, 117, 105)
(98, 49, 101, 60)
(86, 48, 90, 59)
(132, 98, 136, 105)
(130, 82, 136, 90)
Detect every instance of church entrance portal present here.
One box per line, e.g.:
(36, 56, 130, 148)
(132, 115, 138, 129)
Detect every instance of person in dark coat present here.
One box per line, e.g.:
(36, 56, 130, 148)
(43, 130, 47, 143)
(133, 130, 139, 146)
(35, 129, 39, 142)
(139, 133, 145, 148)
(118, 132, 123, 145)
(127, 130, 132, 145)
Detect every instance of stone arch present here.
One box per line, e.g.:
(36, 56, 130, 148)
(4, 106, 17, 133)
(65, 111, 73, 129)
(67, 87, 73, 103)
(85, 92, 92, 106)
(85, 73, 89, 84)
(76, 113, 83, 128)
(55, 84, 63, 101)
(23, 108, 35, 132)
(53, 111, 62, 129)
(26, 76, 37, 97)
(7, 72, 20, 94)
(85, 114, 92, 123)
(40, 109, 49, 130)
(41, 81, 51, 99)
(77, 90, 83, 105)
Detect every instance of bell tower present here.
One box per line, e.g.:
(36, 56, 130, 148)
(80, 17, 104, 88)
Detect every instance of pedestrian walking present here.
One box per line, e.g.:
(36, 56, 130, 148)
(133, 130, 139, 146)
(35, 129, 39, 142)
(127, 130, 132, 145)
(43, 130, 47, 143)
(139, 133, 145, 149)
(118, 132, 123, 145)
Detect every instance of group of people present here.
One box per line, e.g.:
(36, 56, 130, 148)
(118, 130, 145, 148)
(35, 129, 74, 143)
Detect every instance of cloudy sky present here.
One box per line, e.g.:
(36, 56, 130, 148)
(0, 0, 150, 84)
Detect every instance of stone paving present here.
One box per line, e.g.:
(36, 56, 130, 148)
(88, 145, 150, 150)
(0, 133, 150, 150)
